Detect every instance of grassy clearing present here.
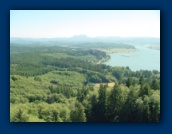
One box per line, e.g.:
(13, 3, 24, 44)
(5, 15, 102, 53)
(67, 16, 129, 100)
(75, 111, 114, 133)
(94, 82, 115, 89)
(96, 48, 137, 54)
(147, 45, 160, 50)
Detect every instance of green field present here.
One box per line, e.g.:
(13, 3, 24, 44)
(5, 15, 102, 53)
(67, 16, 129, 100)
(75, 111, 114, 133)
(147, 45, 160, 50)
(96, 48, 137, 54)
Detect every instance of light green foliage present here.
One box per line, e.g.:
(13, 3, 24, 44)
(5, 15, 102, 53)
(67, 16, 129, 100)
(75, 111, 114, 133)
(149, 90, 160, 121)
(10, 45, 160, 122)
(41, 71, 86, 88)
(107, 85, 126, 121)
(70, 102, 86, 122)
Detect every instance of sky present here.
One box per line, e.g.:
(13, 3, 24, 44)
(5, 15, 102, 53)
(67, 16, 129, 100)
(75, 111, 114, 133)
(10, 10, 160, 38)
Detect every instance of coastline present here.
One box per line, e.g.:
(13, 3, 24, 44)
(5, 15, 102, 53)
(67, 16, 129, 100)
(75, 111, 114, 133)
(147, 45, 160, 50)
(96, 48, 137, 64)
(97, 48, 137, 54)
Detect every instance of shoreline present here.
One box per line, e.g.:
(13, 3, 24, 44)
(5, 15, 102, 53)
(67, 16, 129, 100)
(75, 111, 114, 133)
(97, 48, 137, 54)
(96, 48, 137, 64)
(96, 56, 110, 64)
(147, 45, 160, 50)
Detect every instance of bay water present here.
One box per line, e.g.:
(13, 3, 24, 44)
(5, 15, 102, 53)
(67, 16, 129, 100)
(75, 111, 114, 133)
(104, 45, 160, 71)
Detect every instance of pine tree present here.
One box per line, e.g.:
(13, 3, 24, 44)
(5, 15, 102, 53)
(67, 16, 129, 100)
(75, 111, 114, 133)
(97, 84, 108, 122)
(151, 79, 159, 90)
(139, 76, 144, 85)
(142, 95, 150, 121)
(88, 94, 98, 122)
(70, 102, 86, 122)
(126, 77, 132, 88)
(139, 84, 151, 97)
(121, 88, 138, 122)
(107, 85, 124, 121)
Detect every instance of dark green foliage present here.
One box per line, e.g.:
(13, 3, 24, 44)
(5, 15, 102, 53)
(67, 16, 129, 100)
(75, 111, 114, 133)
(50, 80, 58, 84)
(50, 85, 76, 98)
(151, 79, 160, 90)
(120, 88, 139, 122)
(70, 102, 86, 122)
(10, 45, 160, 122)
(126, 77, 133, 87)
(11, 76, 18, 81)
(34, 76, 42, 82)
(96, 84, 108, 122)
(149, 93, 160, 122)
(139, 76, 144, 85)
(107, 85, 124, 121)
(77, 87, 89, 102)
(87, 94, 99, 122)
(139, 84, 151, 97)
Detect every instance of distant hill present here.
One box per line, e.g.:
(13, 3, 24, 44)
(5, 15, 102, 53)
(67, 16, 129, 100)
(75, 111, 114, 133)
(10, 36, 160, 46)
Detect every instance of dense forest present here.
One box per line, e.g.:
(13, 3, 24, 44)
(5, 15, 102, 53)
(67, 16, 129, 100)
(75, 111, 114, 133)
(10, 44, 160, 122)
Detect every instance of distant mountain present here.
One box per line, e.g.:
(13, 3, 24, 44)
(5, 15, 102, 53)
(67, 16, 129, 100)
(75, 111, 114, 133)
(10, 36, 160, 46)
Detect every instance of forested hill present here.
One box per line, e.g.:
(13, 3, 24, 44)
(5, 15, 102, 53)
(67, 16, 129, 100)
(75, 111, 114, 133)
(10, 45, 160, 122)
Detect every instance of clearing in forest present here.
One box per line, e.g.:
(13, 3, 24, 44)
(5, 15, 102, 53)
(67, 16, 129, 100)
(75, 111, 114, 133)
(94, 82, 115, 88)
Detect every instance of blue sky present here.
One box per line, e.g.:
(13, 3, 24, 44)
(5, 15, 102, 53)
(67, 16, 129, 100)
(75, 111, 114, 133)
(10, 10, 160, 38)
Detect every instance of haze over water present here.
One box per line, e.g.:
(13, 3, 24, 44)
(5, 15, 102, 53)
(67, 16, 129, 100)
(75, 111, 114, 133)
(104, 45, 160, 71)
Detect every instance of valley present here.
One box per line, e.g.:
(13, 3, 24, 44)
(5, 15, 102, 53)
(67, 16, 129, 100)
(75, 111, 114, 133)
(10, 42, 160, 122)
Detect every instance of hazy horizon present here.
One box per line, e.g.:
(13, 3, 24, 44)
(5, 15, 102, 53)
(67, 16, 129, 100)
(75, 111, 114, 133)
(10, 34, 160, 39)
(10, 10, 160, 38)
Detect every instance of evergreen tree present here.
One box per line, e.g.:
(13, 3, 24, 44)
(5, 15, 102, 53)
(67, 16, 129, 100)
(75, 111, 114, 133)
(120, 87, 138, 122)
(149, 92, 160, 122)
(70, 102, 86, 122)
(107, 85, 124, 121)
(126, 77, 132, 88)
(88, 94, 98, 122)
(139, 84, 151, 97)
(97, 84, 108, 121)
(142, 95, 150, 122)
(151, 79, 160, 90)
(139, 76, 144, 85)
